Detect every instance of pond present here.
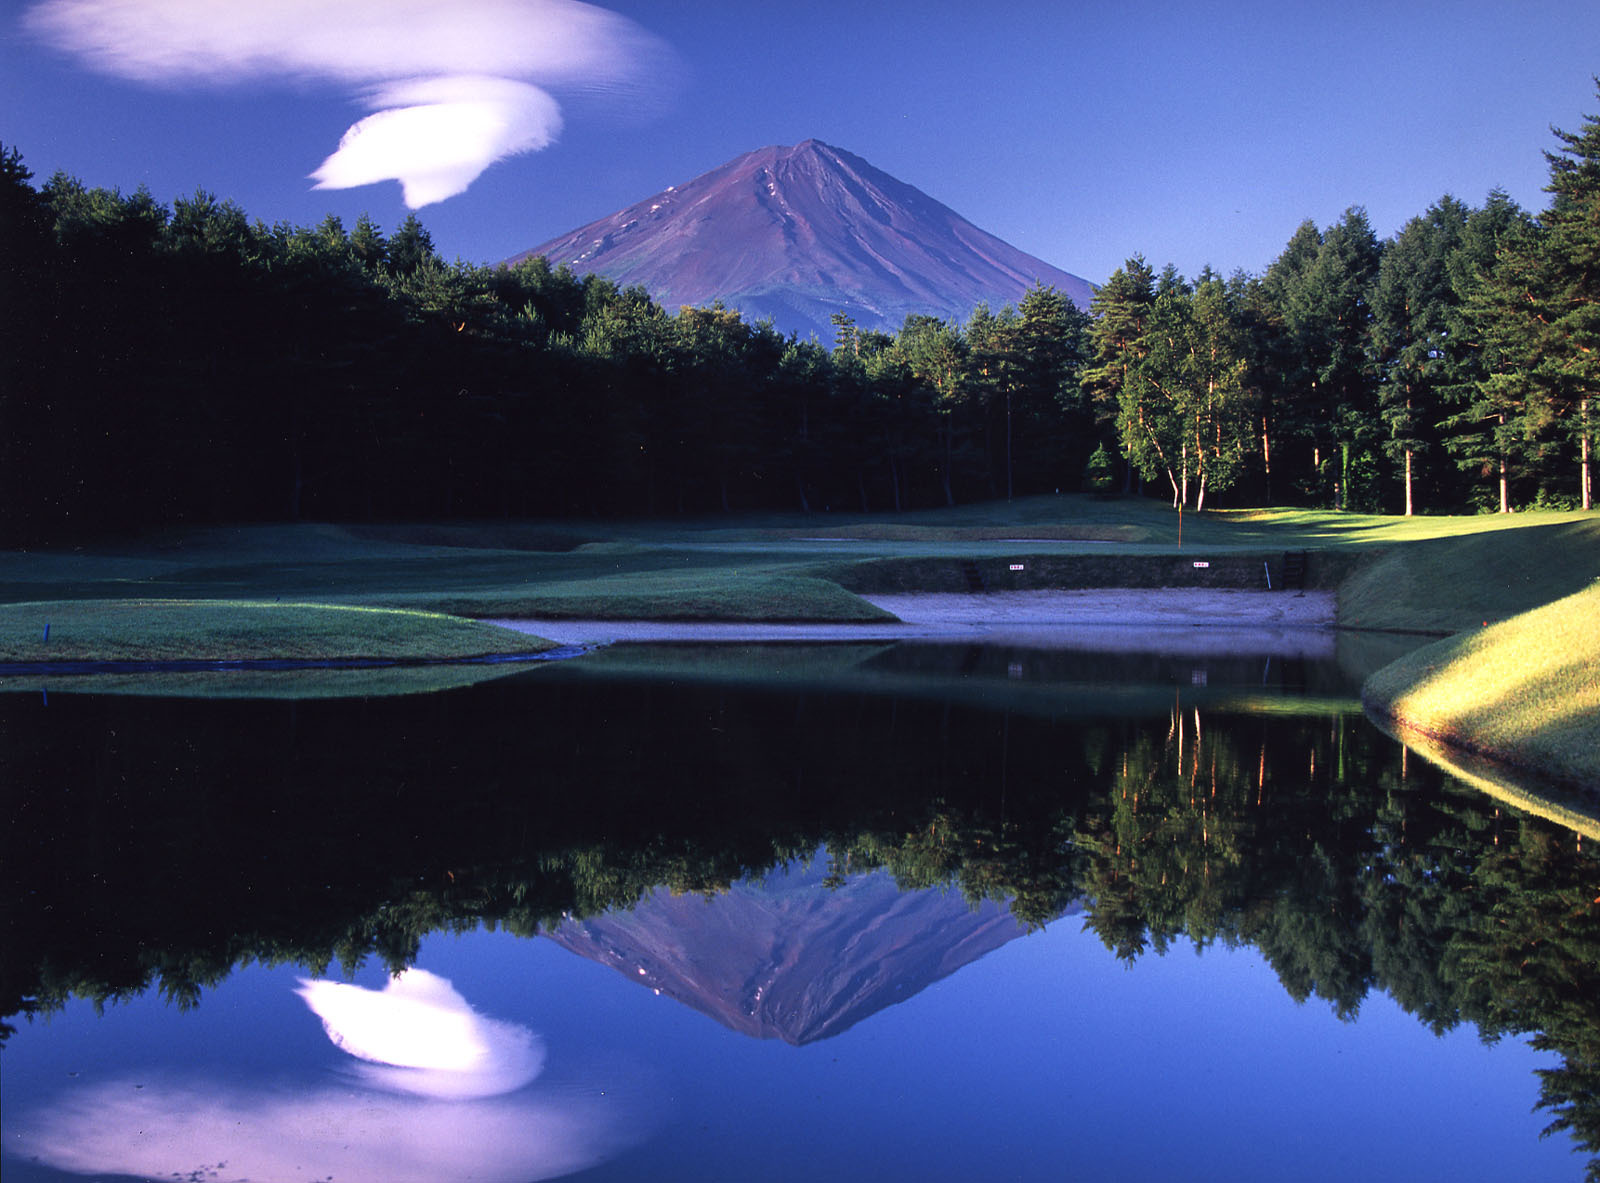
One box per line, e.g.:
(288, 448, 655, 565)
(2, 635, 1597, 1182)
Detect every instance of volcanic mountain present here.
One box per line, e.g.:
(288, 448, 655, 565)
(507, 139, 1096, 340)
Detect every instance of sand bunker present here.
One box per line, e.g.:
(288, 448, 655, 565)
(488, 588, 1337, 651)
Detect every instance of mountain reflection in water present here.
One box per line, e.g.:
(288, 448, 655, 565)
(549, 850, 1043, 1044)
(2, 640, 1599, 1180)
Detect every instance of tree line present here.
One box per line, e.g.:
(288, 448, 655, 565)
(2, 88, 1597, 543)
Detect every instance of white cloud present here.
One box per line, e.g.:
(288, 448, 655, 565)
(11, 1079, 627, 1183)
(23, 0, 674, 205)
(311, 76, 563, 211)
(10, 968, 652, 1182)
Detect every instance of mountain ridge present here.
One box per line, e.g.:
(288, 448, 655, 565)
(506, 139, 1096, 339)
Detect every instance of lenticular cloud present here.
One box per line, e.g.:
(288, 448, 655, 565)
(23, 0, 673, 205)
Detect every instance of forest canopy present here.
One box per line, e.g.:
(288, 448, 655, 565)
(2, 85, 1598, 544)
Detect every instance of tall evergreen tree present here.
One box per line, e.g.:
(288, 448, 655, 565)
(1369, 196, 1470, 515)
(348, 213, 388, 272)
(899, 314, 973, 505)
(1015, 282, 1093, 493)
(0, 146, 54, 540)
(1305, 208, 1384, 508)
(1536, 84, 1600, 509)
(386, 212, 437, 277)
(1446, 195, 1545, 512)
(965, 302, 1026, 499)
(1257, 220, 1324, 499)
(1227, 270, 1289, 503)
(1084, 256, 1157, 492)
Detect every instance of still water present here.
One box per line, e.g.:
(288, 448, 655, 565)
(2, 637, 1596, 1181)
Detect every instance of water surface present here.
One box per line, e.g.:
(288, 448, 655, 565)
(2, 638, 1595, 1181)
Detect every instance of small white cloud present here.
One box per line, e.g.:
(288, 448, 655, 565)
(24, 0, 675, 205)
(311, 76, 563, 207)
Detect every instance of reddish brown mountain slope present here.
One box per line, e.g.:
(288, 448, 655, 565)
(507, 139, 1096, 340)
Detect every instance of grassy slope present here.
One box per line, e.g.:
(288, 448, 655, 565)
(2, 498, 1595, 717)
(1363, 583, 1600, 788)
(0, 599, 556, 664)
(1336, 518, 1600, 633)
(1341, 516, 1600, 788)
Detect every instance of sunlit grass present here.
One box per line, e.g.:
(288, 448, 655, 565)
(1363, 583, 1600, 787)
(1218, 505, 1595, 545)
(0, 599, 556, 664)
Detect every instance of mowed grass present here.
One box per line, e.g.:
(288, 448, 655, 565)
(0, 599, 556, 664)
(1364, 583, 1600, 787)
(1337, 517, 1600, 633)
(414, 571, 897, 621)
(0, 497, 1594, 680)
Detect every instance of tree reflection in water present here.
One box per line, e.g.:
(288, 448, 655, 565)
(1, 653, 1597, 1173)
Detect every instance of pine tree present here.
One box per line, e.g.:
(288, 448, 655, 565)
(1261, 211, 1383, 508)
(386, 212, 437, 277)
(1537, 84, 1600, 509)
(1369, 196, 1469, 515)
(1083, 256, 1156, 492)
(1443, 191, 1537, 512)
(898, 314, 972, 505)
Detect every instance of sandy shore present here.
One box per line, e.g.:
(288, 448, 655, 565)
(488, 588, 1337, 654)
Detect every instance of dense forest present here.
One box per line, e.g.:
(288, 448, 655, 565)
(3, 89, 1598, 544)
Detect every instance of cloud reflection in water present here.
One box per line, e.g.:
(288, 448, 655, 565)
(297, 968, 546, 1098)
(12, 969, 644, 1183)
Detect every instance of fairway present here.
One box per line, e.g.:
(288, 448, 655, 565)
(2, 496, 1597, 791)
(3, 497, 1592, 625)
(2, 497, 1594, 635)
(0, 598, 559, 664)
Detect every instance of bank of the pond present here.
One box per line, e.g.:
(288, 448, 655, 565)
(1362, 583, 1600, 791)
(1347, 520, 1600, 793)
(0, 599, 560, 666)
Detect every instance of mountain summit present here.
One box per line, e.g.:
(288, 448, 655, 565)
(507, 140, 1096, 339)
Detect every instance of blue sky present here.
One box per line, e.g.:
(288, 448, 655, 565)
(5, 1, 1600, 288)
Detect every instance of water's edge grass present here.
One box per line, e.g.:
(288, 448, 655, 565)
(1361, 583, 1600, 791)
(3, 497, 1596, 791)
